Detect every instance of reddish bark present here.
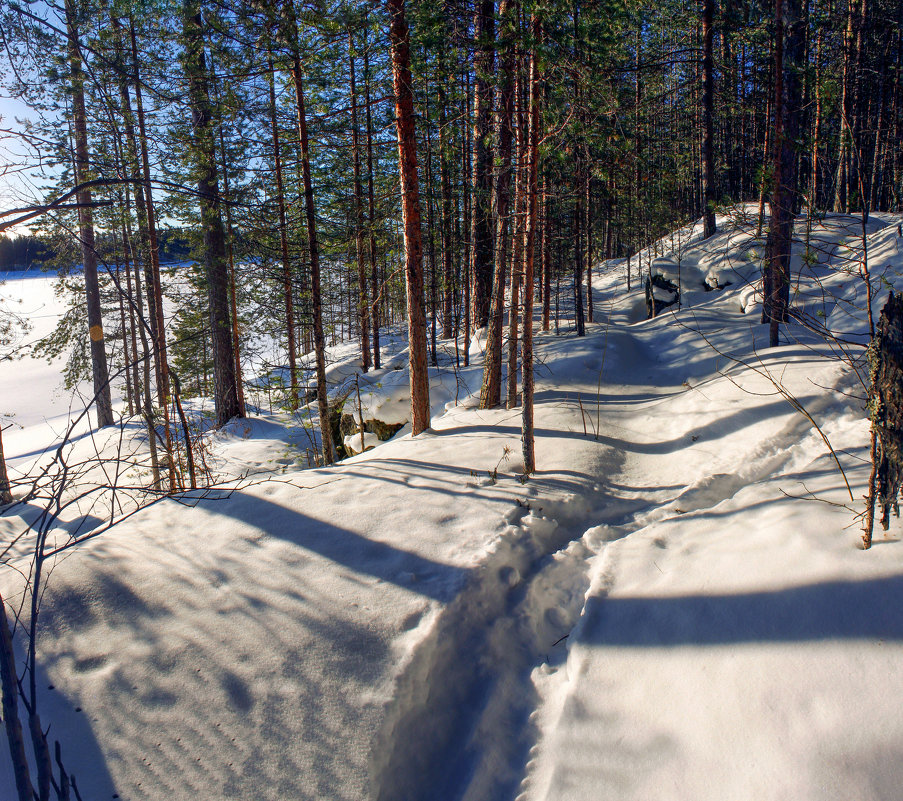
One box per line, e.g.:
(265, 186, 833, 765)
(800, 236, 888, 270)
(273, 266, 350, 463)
(388, 0, 431, 435)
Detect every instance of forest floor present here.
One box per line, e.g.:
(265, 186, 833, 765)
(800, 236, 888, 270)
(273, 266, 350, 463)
(2, 208, 903, 800)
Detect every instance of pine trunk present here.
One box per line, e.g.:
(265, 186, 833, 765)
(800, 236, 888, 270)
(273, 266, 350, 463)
(66, 0, 114, 429)
(268, 63, 299, 409)
(765, 0, 805, 347)
(438, 45, 454, 341)
(388, 0, 431, 435)
(702, 0, 717, 238)
(363, 39, 381, 370)
(522, 15, 541, 475)
(470, 0, 496, 330)
(508, 57, 527, 409)
(349, 31, 371, 372)
(291, 57, 335, 463)
(182, 0, 242, 428)
(480, 0, 515, 410)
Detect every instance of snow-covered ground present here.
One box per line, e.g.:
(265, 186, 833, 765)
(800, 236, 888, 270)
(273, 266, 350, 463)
(1, 209, 902, 800)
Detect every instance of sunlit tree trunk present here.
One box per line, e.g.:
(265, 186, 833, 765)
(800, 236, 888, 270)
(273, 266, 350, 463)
(363, 37, 381, 370)
(702, 0, 717, 238)
(181, 0, 242, 428)
(471, 0, 496, 329)
(349, 30, 371, 372)
(291, 58, 334, 463)
(541, 178, 550, 331)
(122, 16, 166, 488)
(268, 62, 299, 409)
(480, 0, 515, 409)
(438, 38, 454, 341)
(765, 0, 805, 347)
(522, 15, 541, 475)
(508, 56, 527, 409)
(66, 0, 114, 429)
(388, 0, 430, 435)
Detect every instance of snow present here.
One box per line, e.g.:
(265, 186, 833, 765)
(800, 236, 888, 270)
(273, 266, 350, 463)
(0, 270, 92, 462)
(2, 209, 903, 800)
(344, 430, 380, 454)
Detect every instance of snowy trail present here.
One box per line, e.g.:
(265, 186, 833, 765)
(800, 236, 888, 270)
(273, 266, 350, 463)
(375, 321, 704, 801)
(385, 299, 860, 801)
(514, 217, 903, 801)
(369, 328, 635, 801)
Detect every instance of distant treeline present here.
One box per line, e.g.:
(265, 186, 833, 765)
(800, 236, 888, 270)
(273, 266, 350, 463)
(0, 229, 192, 271)
(0, 235, 54, 270)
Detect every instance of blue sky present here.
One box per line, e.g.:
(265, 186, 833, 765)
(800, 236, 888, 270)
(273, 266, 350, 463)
(1, 0, 62, 235)
(0, 92, 54, 236)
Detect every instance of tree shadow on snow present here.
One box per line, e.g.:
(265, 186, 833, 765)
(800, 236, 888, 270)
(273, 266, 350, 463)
(206, 490, 472, 602)
(0, 657, 118, 799)
(579, 574, 903, 647)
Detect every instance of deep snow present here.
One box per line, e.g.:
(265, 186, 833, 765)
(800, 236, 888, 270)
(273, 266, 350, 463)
(1, 208, 902, 801)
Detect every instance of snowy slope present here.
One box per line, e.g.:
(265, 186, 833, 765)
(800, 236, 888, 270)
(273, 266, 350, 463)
(519, 210, 903, 801)
(1, 210, 902, 801)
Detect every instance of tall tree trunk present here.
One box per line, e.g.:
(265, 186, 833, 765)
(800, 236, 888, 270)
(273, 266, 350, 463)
(462, 70, 473, 365)
(215, 96, 246, 420)
(632, 31, 642, 289)
(113, 229, 134, 417)
(388, 0, 431, 435)
(702, 0, 717, 238)
(66, 0, 114, 429)
(119, 207, 142, 422)
(290, 56, 334, 463)
(181, 0, 242, 428)
(541, 177, 551, 332)
(508, 58, 527, 409)
(573, 2, 585, 337)
(522, 14, 541, 475)
(833, 0, 857, 212)
(809, 0, 823, 209)
(125, 16, 168, 488)
(470, 0, 496, 330)
(438, 38, 454, 341)
(349, 29, 371, 372)
(363, 36, 381, 370)
(573, 176, 585, 337)
(422, 76, 439, 368)
(480, 0, 515, 410)
(765, 0, 805, 347)
(584, 172, 593, 322)
(268, 61, 299, 410)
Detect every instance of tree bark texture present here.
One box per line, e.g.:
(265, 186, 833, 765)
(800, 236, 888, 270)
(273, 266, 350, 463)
(268, 63, 299, 409)
(388, 0, 431, 435)
(66, 0, 114, 429)
(291, 59, 335, 463)
(363, 38, 381, 370)
(182, 0, 242, 427)
(764, 0, 805, 347)
(522, 15, 541, 475)
(480, 0, 515, 410)
(470, 0, 496, 329)
(702, 0, 717, 238)
(349, 30, 371, 372)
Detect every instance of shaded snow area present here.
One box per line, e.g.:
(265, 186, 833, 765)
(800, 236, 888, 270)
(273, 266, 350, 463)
(2, 209, 903, 800)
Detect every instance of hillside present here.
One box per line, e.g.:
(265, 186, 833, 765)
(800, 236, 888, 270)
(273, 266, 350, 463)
(1, 209, 902, 801)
